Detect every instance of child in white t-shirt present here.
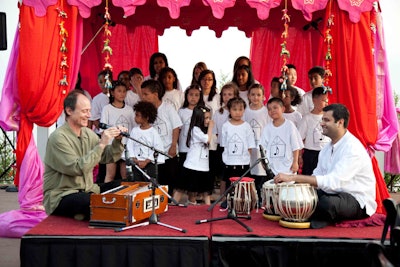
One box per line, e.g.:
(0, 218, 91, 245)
(260, 97, 303, 175)
(174, 106, 214, 205)
(244, 83, 272, 201)
(160, 67, 184, 111)
(220, 97, 256, 209)
(178, 84, 205, 172)
(140, 79, 183, 196)
(100, 81, 136, 182)
(126, 101, 164, 182)
(280, 85, 303, 128)
(297, 86, 331, 175)
(212, 82, 239, 203)
(90, 69, 113, 134)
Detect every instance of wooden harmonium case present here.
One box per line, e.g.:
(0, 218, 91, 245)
(90, 182, 168, 228)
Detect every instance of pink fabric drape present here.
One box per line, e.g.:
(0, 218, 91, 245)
(373, 9, 399, 153)
(0, 2, 83, 238)
(0, 28, 48, 238)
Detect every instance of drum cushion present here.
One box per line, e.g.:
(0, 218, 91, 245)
(229, 177, 254, 182)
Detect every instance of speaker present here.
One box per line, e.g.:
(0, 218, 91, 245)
(0, 12, 7, 51)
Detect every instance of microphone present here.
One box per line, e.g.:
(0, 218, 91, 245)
(259, 145, 275, 180)
(99, 122, 129, 137)
(302, 17, 323, 37)
(124, 145, 134, 180)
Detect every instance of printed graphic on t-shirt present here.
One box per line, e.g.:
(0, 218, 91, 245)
(312, 124, 328, 145)
(115, 115, 130, 128)
(182, 117, 190, 138)
(270, 136, 286, 158)
(228, 134, 244, 156)
(249, 119, 262, 142)
(134, 136, 150, 158)
(163, 98, 179, 111)
(154, 118, 167, 137)
(200, 145, 208, 159)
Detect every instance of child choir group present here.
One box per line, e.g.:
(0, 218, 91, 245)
(72, 52, 332, 208)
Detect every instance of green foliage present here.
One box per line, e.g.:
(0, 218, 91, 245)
(385, 172, 400, 193)
(0, 131, 15, 184)
(217, 70, 230, 92)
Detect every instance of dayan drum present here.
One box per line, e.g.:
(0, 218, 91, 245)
(229, 177, 258, 215)
(274, 183, 318, 229)
(261, 179, 281, 221)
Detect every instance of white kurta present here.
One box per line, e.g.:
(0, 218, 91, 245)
(313, 131, 377, 216)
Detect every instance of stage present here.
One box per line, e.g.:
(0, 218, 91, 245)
(21, 205, 388, 267)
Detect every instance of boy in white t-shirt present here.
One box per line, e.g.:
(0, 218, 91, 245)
(260, 97, 303, 175)
(89, 69, 113, 134)
(297, 86, 331, 175)
(297, 66, 325, 116)
(140, 79, 183, 196)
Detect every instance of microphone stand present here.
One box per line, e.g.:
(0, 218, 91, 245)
(195, 157, 265, 232)
(115, 132, 186, 233)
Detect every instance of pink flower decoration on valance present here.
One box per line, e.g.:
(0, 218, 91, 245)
(157, 0, 191, 19)
(23, 0, 103, 18)
(291, 0, 329, 21)
(246, 0, 281, 20)
(113, 0, 147, 17)
(337, 0, 375, 23)
(23, 0, 58, 17)
(202, 0, 236, 19)
(68, 0, 102, 18)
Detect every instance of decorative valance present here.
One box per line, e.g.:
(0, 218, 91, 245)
(23, 0, 376, 36)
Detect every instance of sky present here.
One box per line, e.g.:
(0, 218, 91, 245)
(159, 26, 251, 90)
(0, 1, 399, 102)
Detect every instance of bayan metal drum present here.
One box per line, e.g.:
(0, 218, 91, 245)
(261, 179, 281, 221)
(229, 177, 258, 215)
(275, 182, 318, 228)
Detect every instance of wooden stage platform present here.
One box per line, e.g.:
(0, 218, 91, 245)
(20, 205, 389, 267)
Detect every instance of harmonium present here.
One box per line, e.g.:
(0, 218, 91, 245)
(90, 182, 168, 228)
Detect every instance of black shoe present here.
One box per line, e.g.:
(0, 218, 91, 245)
(219, 200, 228, 211)
(310, 220, 329, 229)
(5, 185, 18, 192)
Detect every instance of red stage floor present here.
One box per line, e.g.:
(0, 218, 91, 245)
(25, 205, 386, 240)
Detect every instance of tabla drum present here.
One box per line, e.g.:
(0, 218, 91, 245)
(274, 182, 318, 229)
(261, 179, 281, 221)
(229, 177, 258, 215)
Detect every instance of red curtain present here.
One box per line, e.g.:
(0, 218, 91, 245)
(250, 24, 320, 96)
(80, 23, 158, 97)
(328, 2, 389, 213)
(16, 2, 81, 185)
